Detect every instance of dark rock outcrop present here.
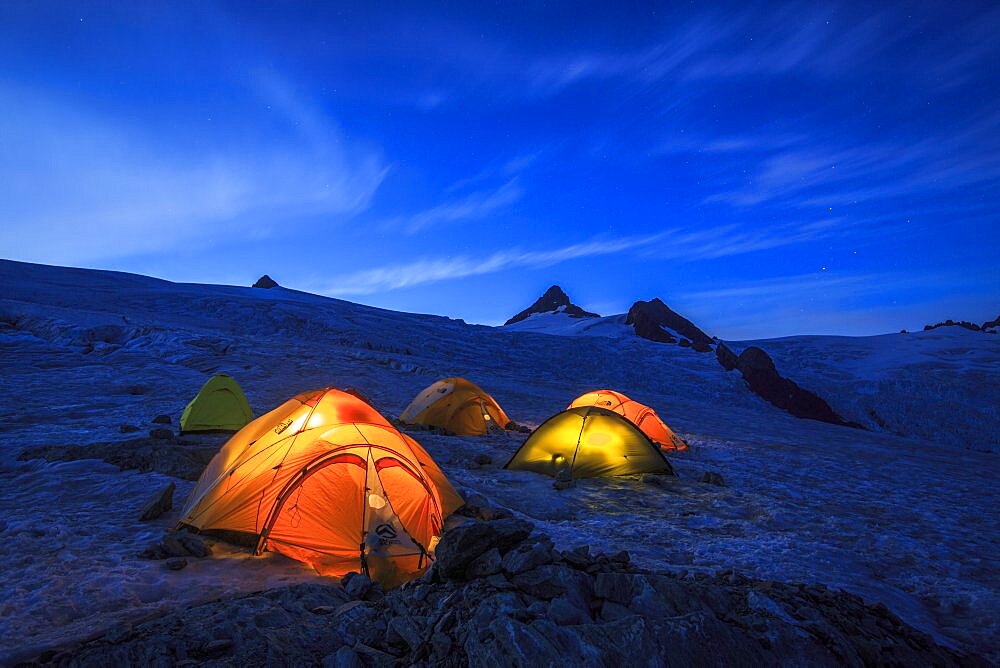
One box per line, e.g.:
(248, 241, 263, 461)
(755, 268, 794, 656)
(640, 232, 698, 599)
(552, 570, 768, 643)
(923, 319, 980, 332)
(19, 434, 228, 480)
(720, 345, 859, 428)
(138, 482, 175, 521)
(504, 286, 599, 326)
(625, 298, 713, 352)
(40, 517, 978, 667)
(981, 315, 999, 332)
(715, 341, 740, 371)
(252, 274, 279, 289)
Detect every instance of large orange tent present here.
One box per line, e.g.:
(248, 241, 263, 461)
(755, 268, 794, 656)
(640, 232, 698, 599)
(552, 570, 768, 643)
(178, 389, 463, 587)
(400, 377, 511, 436)
(568, 390, 687, 451)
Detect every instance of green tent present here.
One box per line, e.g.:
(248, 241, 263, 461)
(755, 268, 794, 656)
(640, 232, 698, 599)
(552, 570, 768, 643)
(180, 374, 253, 433)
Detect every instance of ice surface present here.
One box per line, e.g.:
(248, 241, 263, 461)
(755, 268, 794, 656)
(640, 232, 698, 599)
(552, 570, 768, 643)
(1, 259, 997, 661)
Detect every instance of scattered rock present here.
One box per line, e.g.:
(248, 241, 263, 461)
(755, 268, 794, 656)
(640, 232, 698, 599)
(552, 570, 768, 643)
(177, 532, 212, 558)
(148, 428, 175, 441)
(32, 519, 980, 667)
(165, 557, 188, 571)
(641, 473, 672, 488)
(252, 274, 279, 289)
(323, 646, 363, 668)
(138, 482, 175, 521)
(119, 424, 140, 434)
(467, 548, 503, 578)
(19, 435, 225, 480)
(501, 536, 556, 575)
(474, 453, 493, 467)
(700, 471, 725, 486)
(151, 415, 172, 424)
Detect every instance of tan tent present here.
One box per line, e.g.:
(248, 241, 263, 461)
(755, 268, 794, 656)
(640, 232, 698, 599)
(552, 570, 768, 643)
(179, 388, 463, 587)
(400, 377, 511, 436)
(179, 374, 253, 433)
(568, 389, 687, 451)
(505, 406, 674, 479)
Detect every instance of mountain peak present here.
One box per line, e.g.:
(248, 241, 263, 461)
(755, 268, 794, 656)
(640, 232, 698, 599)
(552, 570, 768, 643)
(504, 285, 599, 326)
(625, 298, 714, 352)
(252, 274, 279, 289)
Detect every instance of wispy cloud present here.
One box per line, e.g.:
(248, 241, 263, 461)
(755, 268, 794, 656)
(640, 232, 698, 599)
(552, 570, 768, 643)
(397, 178, 523, 234)
(706, 110, 1000, 209)
(0, 77, 387, 264)
(317, 232, 668, 295)
(318, 217, 845, 296)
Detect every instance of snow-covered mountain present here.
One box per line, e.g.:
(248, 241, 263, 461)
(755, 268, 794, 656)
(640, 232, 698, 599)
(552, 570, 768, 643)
(1, 259, 998, 662)
(503, 285, 600, 326)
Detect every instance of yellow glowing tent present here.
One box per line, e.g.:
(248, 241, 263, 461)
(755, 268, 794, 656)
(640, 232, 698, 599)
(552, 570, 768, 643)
(400, 377, 511, 436)
(179, 374, 253, 433)
(505, 406, 674, 479)
(568, 389, 687, 451)
(178, 388, 463, 586)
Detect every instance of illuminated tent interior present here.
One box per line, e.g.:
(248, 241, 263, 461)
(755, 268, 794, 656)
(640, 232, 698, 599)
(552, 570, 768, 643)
(400, 377, 511, 436)
(505, 406, 675, 479)
(179, 373, 253, 433)
(568, 389, 687, 451)
(178, 388, 464, 587)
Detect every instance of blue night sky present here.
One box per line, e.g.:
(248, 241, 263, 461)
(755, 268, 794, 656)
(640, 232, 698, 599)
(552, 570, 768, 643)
(1, 2, 998, 338)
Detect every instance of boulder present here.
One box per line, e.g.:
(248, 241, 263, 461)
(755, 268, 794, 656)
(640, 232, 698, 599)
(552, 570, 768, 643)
(323, 646, 363, 668)
(501, 536, 556, 575)
(119, 424, 140, 434)
(700, 471, 726, 486)
(467, 548, 502, 578)
(164, 557, 188, 571)
(342, 572, 373, 600)
(504, 285, 600, 325)
(474, 454, 493, 467)
(151, 415, 171, 424)
(252, 274, 279, 289)
(138, 482, 175, 521)
(435, 518, 534, 579)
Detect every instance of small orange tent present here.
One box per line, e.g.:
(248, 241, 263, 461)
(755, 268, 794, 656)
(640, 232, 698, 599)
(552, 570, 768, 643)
(179, 389, 463, 587)
(400, 377, 511, 436)
(568, 390, 686, 451)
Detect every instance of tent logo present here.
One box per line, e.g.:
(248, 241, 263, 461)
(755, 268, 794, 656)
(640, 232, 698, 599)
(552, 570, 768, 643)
(274, 418, 293, 434)
(374, 523, 398, 546)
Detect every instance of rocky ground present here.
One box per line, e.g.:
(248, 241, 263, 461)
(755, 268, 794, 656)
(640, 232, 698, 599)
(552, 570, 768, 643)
(25, 509, 979, 667)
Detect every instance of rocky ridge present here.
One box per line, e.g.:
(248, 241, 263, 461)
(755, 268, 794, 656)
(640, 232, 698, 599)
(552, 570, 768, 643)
(716, 343, 859, 428)
(37, 511, 977, 667)
(625, 298, 714, 352)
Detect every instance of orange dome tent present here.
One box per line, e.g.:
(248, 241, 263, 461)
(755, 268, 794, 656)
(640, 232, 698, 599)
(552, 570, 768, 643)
(178, 389, 463, 587)
(400, 377, 511, 436)
(568, 390, 687, 451)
